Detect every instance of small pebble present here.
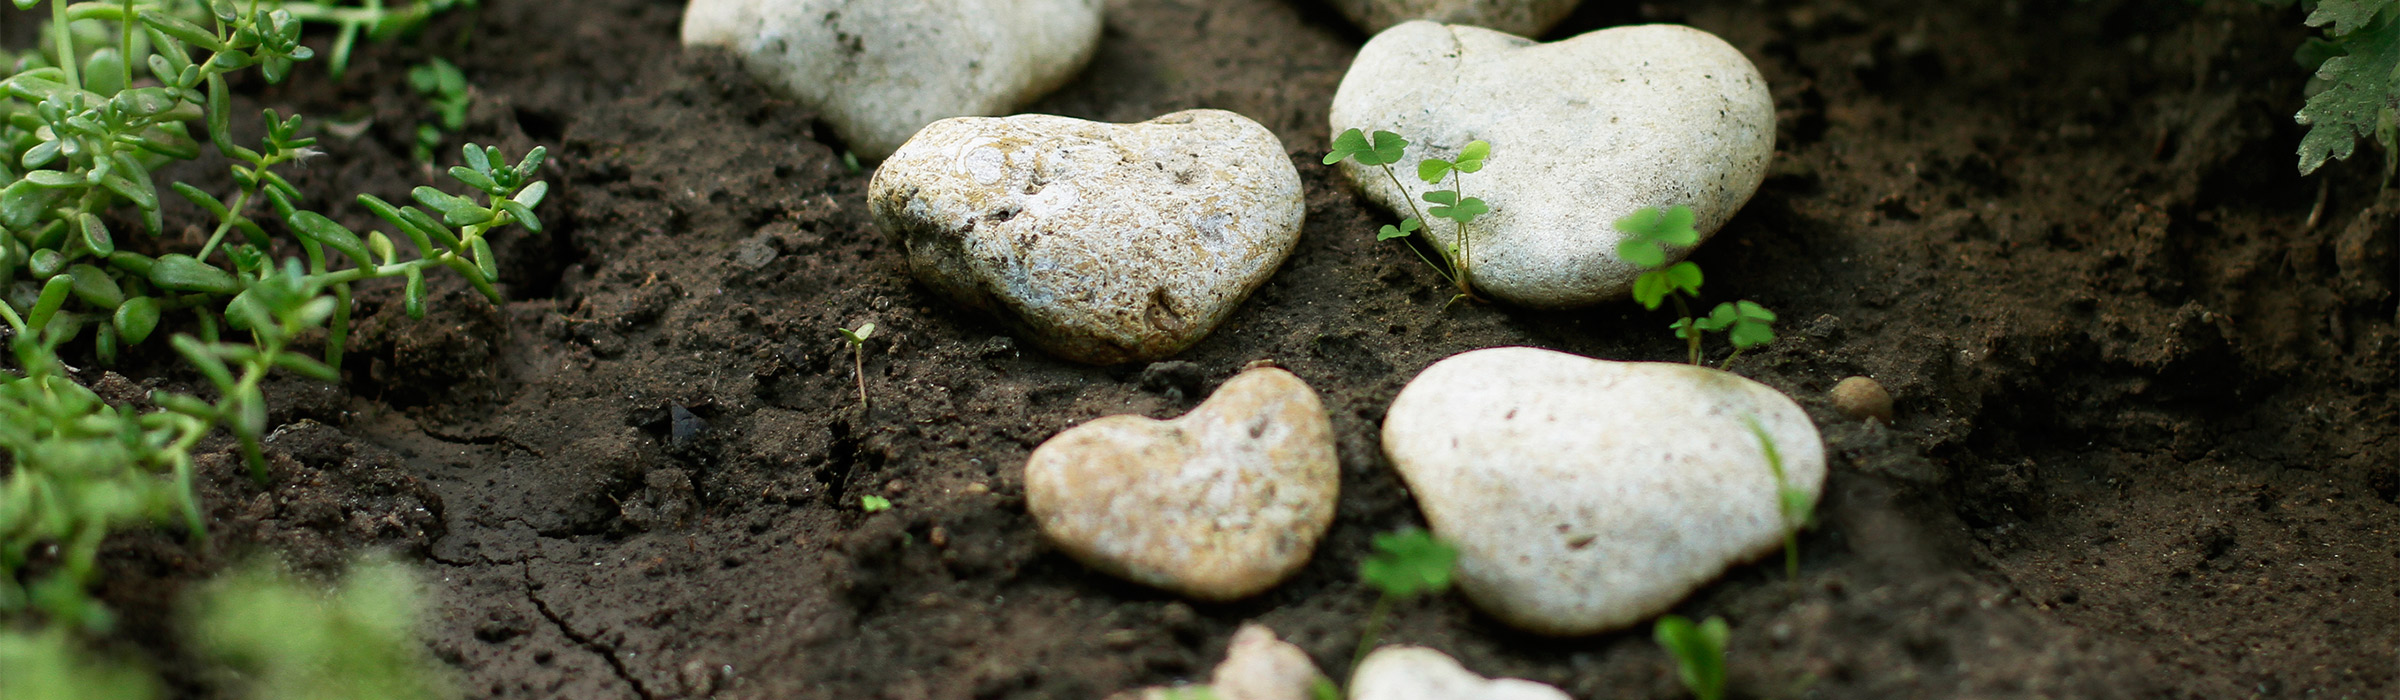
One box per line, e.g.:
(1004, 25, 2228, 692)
(1350, 646, 1567, 700)
(1831, 376, 1893, 423)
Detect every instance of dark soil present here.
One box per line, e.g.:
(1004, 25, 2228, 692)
(22, 0, 2399, 697)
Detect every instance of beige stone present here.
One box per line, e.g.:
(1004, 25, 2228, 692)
(1109, 623, 1326, 700)
(1330, 22, 1775, 307)
(1349, 646, 1568, 700)
(1329, 0, 1581, 37)
(871, 110, 1304, 364)
(1026, 369, 1337, 600)
(681, 0, 1102, 160)
(1831, 375, 1893, 423)
(1381, 347, 1826, 635)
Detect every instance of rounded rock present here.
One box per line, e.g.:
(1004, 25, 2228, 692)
(1330, 22, 1775, 307)
(1830, 375, 1893, 423)
(871, 110, 1305, 365)
(1380, 347, 1826, 635)
(681, 0, 1102, 160)
(1328, 0, 1582, 37)
(1026, 368, 1338, 601)
(1350, 646, 1569, 700)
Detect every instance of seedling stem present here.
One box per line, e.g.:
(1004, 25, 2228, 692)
(839, 323, 876, 410)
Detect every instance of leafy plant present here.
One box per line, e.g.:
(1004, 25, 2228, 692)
(0, 628, 157, 700)
(837, 322, 873, 409)
(1349, 528, 1458, 675)
(859, 494, 891, 513)
(1325, 128, 1490, 305)
(406, 57, 468, 163)
(1654, 614, 1729, 700)
(1612, 206, 1778, 368)
(188, 555, 453, 700)
(2289, 0, 2400, 178)
(1743, 416, 1814, 579)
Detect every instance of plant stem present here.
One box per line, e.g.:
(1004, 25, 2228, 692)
(1671, 294, 1700, 365)
(1376, 165, 1459, 289)
(1449, 170, 1472, 297)
(1720, 347, 1746, 372)
(51, 0, 79, 90)
(1350, 593, 1393, 677)
(852, 345, 868, 411)
(116, 0, 136, 90)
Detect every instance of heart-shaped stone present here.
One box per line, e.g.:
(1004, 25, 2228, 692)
(871, 110, 1305, 365)
(1350, 646, 1569, 700)
(1381, 347, 1825, 635)
(1328, 0, 1581, 38)
(1025, 368, 1337, 601)
(681, 0, 1102, 160)
(1330, 22, 1775, 308)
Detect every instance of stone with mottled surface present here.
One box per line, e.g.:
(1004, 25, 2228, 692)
(1350, 646, 1569, 700)
(1381, 347, 1826, 635)
(681, 0, 1102, 160)
(1330, 22, 1774, 307)
(1329, 0, 1580, 37)
(1026, 368, 1337, 601)
(871, 110, 1304, 364)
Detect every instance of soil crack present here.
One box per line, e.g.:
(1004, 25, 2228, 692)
(522, 561, 657, 700)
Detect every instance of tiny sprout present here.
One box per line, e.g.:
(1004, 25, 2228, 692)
(1349, 528, 1458, 679)
(1654, 615, 1729, 700)
(1743, 416, 1813, 579)
(1326, 128, 1490, 305)
(838, 323, 875, 410)
(1611, 206, 1778, 368)
(860, 495, 892, 513)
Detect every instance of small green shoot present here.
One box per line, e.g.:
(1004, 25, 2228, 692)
(1654, 615, 1729, 700)
(1351, 528, 1458, 676)
(189, 556, 452, 700)
(1326, 129, 1490, 305)
(1613, 206, 1778, 368)
(859, 495, 892, 512)
(0, 628, 158, 700)
(838, 322, 875, 410)
(406, 58, 470, 163)
(1743, 416, 1813, 579)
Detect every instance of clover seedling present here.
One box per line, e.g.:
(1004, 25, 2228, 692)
(1654, 615, 1729, 700)
(838, 323, 875, 410)
(1350, 528, 1458, 676)
(1326, 129, 1491, 305)
(859, 495, 892, 513)
(1612, 206, 1779, 368)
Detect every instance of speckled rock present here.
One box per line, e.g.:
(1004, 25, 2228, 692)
(1026, 368, 1337, 600)
(1329, 0, 1580, 37)
(870, 110, 1305, 364)
(1350, 646, 1569, 700)
(1107, 624, 1328, 700)
(680, 0, 1102, 160)
(1330, 22, 1775, 308)
(1381, 347, 1826, 635)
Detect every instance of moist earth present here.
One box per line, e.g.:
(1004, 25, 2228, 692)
(16, 0, 2397, 698)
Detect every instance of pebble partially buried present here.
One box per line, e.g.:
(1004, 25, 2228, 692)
(1380, 347, 1826, 635)
(1024, 368, 1338, 601)
(871, 110, 1305, 365)
(1329, 22, 1775, 307)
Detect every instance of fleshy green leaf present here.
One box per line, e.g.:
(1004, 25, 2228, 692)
(150, 254, 239, 294)
(114, 296, 160, 344)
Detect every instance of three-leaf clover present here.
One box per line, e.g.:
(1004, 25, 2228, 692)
(1696, 301, 1779, 349)
(1654, 615, 1730, 700)
(1360, 528, 1458, 599)
(1324, 128, 1409, 167)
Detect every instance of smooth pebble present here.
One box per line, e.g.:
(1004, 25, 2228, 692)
(1350, 646, 1569, 700)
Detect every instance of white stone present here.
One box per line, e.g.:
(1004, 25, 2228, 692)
(1329, 0, 1581, 38)
(1212, 624, 1329, 700)
(870, 110, 1304, 365)
(1329, 22, 1775, 308)
(1349, 646, 1569, 700)
(1025, 368, 1337, 601)
(1380, 347, 1825, 635)
(680, 0, 1102, 160)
